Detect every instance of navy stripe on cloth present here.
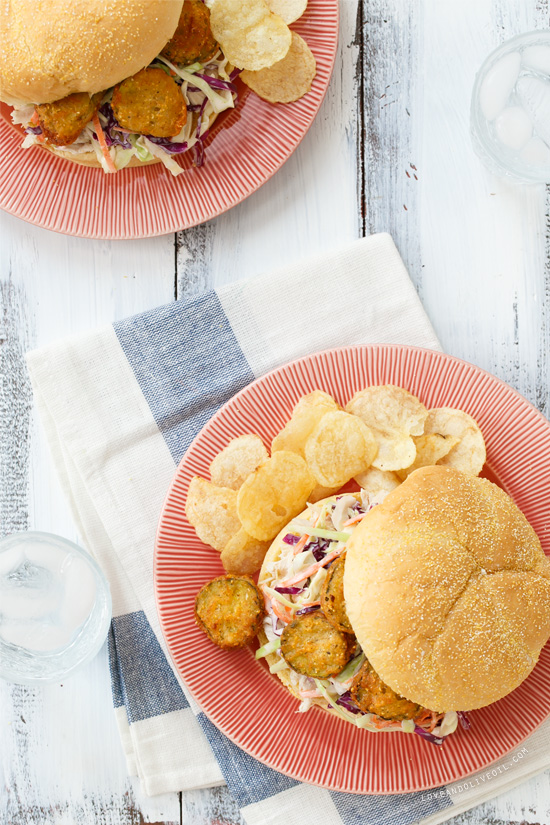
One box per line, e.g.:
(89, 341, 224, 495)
(107, 624, 124, 709)
(197, 712, 299, 807)
(330, 785, 452, 825)
(114, 292, 255, 463)
(111, 611, 189, 723)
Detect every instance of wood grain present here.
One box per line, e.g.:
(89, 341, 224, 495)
(2, 0, 550, 823)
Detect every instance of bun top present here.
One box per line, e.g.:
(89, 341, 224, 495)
(344, 466, 550, 712)
(0, 0, 184, 105)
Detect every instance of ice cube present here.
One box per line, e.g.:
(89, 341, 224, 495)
(494, 106, 533, 150)
(480, 51, 521, 121)
(522, 45, 550, 76)
(0, 618, 76, 651)
(516, 76, 550, 146)
(520, 136, 550, 166)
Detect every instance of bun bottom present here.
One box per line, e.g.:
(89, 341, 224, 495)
(39, 143, 161, 169)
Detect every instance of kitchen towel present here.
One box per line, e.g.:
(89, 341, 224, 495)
(25, 233, 550, 825)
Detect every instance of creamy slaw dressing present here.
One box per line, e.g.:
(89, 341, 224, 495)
(11, 52, 237, 175)
(260, 489, 459, 740)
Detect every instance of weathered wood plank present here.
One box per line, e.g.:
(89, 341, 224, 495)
(0, 211, 180, 825)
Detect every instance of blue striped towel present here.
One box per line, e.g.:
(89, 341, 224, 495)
(26, 234, 550, 825)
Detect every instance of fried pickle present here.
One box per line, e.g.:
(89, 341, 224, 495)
(36, 92, 102, 146)
(112, 68, 186, 138)
(320, 553, 353, 634)
(194, 575, 265, 649)
(280, 611, 356, 679)
(161, 0, 218, 66)
(350, 660, 422, 720)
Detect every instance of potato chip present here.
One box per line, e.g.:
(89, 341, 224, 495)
(237, 451, 315, 540)
(210, 0, 291, 71)
(185, 477, 241, 551)
(309, 483, 341, 503)
(240, 31, 316, 104)
(272, 390, 338, 457)
(354, 466, 402, 494)
(424, 408, 486, 476)
(210, 434, 269, 490)
(346, 385, 428, 472)
(221, 528, 270, 575)
(305, 410, 378, 488)
(265, 0, 307, 24)
(395, 433, 460, 481)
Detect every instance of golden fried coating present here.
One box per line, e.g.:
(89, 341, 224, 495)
(112, 68, 187, 138)
(194, 575, 265, 649)
(36, 92, 102, 146)
(350, 660, 422, 721)
(320, 553, 353, 634)
(161, 0, 218, 66)
(280, 612, 356, 679)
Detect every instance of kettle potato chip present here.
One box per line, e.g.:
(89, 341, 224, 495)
(346, 385, 428, 472)
(210, 434, 269, 490)
(237, 451, 315, 540)
(241, 32, 316, 104)
(221, 528, 270, 575)
(265, 0, 307, 24)
(354, 466, 402, 494)
(305, 410, 378, 488)
(186, 477, 241, 551)
(272, 390, 339, 458)
(210, 0, 291, 71)
(396, 433, 460, 480)
(424, 408, 486, 476)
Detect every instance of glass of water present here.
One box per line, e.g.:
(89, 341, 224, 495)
(0, 532, 112, 685)
(471, 30, 550, 182)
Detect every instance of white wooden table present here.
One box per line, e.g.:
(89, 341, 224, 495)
(1, 1, 550, 823)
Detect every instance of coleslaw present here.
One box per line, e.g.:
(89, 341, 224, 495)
(11, 51, 238, 175)
(257, 489, 462, 745)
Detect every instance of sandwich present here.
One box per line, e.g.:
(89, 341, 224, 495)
(0, 0, 238, 174)
(256, 466, 550, 743)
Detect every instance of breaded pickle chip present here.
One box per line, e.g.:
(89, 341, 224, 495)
(112, 68, 187, 138)
(195, 575, 265, 649)
(162, 0, 218, 65)
(280, 611, 356, 679)
(350, 660, 422, 721)
(320, 553, 353, 634)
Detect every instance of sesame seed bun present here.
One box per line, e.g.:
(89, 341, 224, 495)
(0, 0, 184, 105)
(344, 466, 550, 712)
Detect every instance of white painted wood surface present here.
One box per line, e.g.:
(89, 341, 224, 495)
(1, 1, 550, 823)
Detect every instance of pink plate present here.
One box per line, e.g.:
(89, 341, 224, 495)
(0, 1, 337, 239)
(154, 345, 550, 794)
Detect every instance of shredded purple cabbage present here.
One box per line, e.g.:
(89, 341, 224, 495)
(146, 135, 189, 154)
(195, 96, 208, 140)
(275, 586, 303, 595)
(194, 72, 238, 94)
(26, 126, 42, 135)
(457, 711, 471, 730)
(310, 538, 331, 561)
(282, 534, 300, 546)
(97, 103, 131, 149)
(229, 67, 242, 81)
(295, 605, 320, 616)
(414, 725, 444, 746)
(192, 139, 205, 167)
(336, 692, 362, 715)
